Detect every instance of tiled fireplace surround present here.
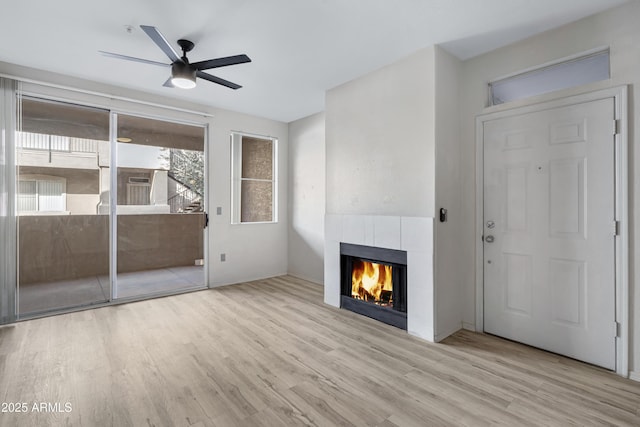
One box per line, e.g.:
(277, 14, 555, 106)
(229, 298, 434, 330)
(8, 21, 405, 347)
(324, 214, 434, 341)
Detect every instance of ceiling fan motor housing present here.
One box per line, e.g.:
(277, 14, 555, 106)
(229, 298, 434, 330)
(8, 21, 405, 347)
(171, 62, 197, 88)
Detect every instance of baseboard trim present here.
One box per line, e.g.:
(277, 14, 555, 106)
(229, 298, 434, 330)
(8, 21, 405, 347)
(209, 272, 289, 288)
(629, 371, 640, 382)
(435, 322, 463, 342)
(286, 272, 323, 285)
(462, 322, 476, 332)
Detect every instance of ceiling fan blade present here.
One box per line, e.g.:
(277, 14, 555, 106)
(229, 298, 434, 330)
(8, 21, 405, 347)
(191, 54, 252, 71)
(99, 51, 169, 67)
(140, 25, 181, 62)
(196, 71, 242, 89)
(163, 78, 175, 88)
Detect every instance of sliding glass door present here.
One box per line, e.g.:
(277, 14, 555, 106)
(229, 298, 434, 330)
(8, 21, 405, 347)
(17, 97, 111, 315)
(15, 95, 207, 317)
(113, 113, 206, 299)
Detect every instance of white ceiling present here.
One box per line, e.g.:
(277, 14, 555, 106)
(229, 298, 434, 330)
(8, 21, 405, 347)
(0, 0, 628, 122)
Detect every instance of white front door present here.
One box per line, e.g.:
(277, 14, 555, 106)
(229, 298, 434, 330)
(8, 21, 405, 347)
(483, 98, 616, 370)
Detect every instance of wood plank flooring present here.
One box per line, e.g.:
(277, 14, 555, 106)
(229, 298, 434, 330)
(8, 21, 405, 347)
(0, 275, 639, 426)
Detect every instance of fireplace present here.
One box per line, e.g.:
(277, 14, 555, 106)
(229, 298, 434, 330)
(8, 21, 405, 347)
(340, 243, 407, 329)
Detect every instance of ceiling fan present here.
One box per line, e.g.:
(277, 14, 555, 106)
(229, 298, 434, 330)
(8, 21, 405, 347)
(100, 25, 251, 90)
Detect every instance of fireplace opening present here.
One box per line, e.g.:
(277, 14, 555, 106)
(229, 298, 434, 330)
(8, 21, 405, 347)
(351, 260, 394, 306)
(340, 243, 407, 329)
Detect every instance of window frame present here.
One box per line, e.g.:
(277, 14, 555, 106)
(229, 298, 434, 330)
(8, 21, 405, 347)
(230, 132, 278, 224)
(489, 49, 610, 106)
(17, 175, 67, 214)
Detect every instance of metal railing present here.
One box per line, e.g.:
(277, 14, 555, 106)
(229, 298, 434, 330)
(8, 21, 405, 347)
(167, 149, 204, 213)
(16, 131, 99, 153)
(168, 185, 202, 213)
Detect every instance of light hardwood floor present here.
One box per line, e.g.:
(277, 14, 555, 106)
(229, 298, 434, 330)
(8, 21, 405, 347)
(1, 275, 639, 426)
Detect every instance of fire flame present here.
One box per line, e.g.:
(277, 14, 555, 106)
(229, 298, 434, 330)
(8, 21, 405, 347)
(351, 259, 393, 305)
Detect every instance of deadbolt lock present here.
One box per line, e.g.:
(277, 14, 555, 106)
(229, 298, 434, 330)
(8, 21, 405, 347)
(486, 220, 495, 229)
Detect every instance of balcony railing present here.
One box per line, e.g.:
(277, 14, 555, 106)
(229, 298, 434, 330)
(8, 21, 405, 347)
(17, 132, 99, 153)
(168, 176, 203, 213)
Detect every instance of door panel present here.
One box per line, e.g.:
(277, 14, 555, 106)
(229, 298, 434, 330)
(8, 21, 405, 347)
(503, 252, 532, 316)
(549, 158, 585, 238)
(483, 98, 616, 370)
(17, 97, 110, 316)
(114, 113, 206, 299)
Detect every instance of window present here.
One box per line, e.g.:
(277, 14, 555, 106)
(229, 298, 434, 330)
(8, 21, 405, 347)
(126, 182, 151, 205)
(231, 133, 277, 223)
(17, 177, 66, 213)
(489, 50, 610, 106)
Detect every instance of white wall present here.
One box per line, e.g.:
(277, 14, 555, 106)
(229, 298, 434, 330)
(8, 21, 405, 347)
(117, 144, 168, 170)
(208, 108, 289, 286)
(0, 61, 289, 288)
(326, 46, 436, 217)
(433, 46, 464, 340)
(288, 112, 325, 284)
(459, 1, 640, 377)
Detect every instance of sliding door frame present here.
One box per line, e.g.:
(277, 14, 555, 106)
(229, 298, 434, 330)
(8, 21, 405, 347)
(10, 82, 211, 320)
(109, 109, 209, 302)
(109, 111, 117, 300)
(0, 78, 18, 324)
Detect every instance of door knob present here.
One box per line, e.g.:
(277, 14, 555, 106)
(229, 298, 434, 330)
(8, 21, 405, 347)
(485, 235, 495, 243)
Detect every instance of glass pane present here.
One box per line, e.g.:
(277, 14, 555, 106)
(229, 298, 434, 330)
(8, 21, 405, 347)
(241, 180, 273, 222)
(490, 51, 610, 105)
(38, 180, 65, 211)
(17, 181, 36, 212)
(17, 97, 110, 316)
(241, 136, 273, 180)
(115, 114, 205, 299)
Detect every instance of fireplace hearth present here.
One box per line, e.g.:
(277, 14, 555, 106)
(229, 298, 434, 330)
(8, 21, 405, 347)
(340, 243, 407, 329)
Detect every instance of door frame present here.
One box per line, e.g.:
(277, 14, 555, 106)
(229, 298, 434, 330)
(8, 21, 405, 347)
(13, 81, 212, 318)
(109, 109, 210, 301)
(474, 86, 629, 376)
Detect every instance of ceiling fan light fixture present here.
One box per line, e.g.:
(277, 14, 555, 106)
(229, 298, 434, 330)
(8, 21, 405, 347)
(171, 62, 196, 89)
(101, 26, 248, 90)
